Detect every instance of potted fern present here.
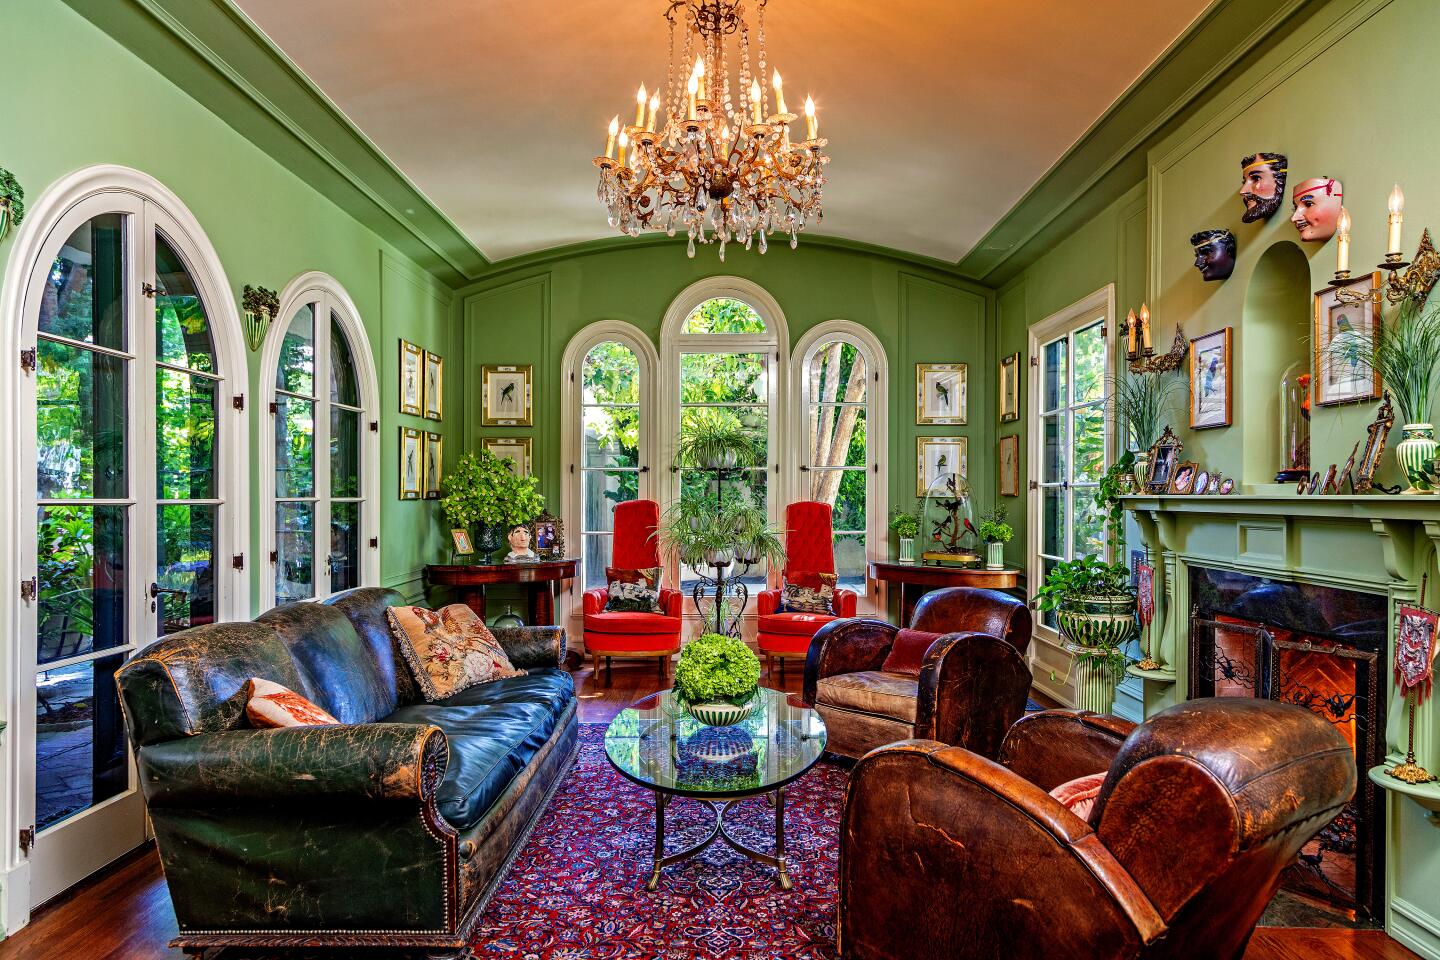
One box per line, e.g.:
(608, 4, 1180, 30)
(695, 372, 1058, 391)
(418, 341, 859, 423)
(1330, 295, 1440, 493)
(1034, 556, 1136, 713)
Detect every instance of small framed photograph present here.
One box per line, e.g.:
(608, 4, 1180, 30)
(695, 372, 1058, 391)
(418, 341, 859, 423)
(1189, 328, 1232, 429)
(916, 363, 967, 425)
(1313, 275, 1381, 406)
(483, 436, 533, 477)
(1319, 463, 1340, 495)
(916, 436, 968, 495)
(1337, 440, 1360, 494)
(1144, 426, 1183, 494)
(1355, 396, 1395, 493)
(998, 435, 1020, 497)
(1207, 474, 1223, 494)
(1218, 477, 1235, 495)
(423, 351, 444, 421)
(399, 340, 423, 417)
(531, 511, 565, 559)
(399, 427, 423, 500)
(999, 352, 1020, 423)
(1307, 471, 1324, 495)
(422, 432, 443, 499)
(1193, 469, 1211, 495)
(482, 364, 534, 426)
(451, 528, 475, 556)
(1167, 460, 1198, 495)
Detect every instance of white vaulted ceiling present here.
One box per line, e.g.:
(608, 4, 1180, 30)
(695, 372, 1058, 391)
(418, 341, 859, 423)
(234, 0, 1210, 263)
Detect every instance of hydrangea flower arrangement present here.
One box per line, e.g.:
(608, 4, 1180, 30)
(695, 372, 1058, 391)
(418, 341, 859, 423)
(673, 633, 761, 706)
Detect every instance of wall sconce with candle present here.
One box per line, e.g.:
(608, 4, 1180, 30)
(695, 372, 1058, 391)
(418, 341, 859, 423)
(1335, 183, 1440, 306)
(1125, 303, 1188, 374)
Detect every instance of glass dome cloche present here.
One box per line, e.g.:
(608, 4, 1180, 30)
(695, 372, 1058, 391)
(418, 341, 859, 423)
(920, 471, 981, 566)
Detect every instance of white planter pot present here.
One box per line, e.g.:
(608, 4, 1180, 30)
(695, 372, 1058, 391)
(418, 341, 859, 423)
(898, 537, 916, 563)
(687, 699, 756, 727)
(985, 541, 1005, 570)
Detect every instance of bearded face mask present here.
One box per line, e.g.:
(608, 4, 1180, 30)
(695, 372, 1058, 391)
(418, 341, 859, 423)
(1290, 177, 1344, 242)
(1238, 152, 1287, 223)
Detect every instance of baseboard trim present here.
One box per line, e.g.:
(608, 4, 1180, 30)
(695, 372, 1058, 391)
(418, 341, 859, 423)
(1392, 897, 1440, 960)
(1, 859, 31, 938)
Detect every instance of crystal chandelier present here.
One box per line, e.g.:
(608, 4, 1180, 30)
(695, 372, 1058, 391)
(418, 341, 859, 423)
(592, 0, 828, 259)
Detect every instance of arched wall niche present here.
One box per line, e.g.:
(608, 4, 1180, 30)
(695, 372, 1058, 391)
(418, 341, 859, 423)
(1240, 240, 1312, 487)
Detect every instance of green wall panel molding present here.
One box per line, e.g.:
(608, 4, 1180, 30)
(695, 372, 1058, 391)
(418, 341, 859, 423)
(60, 0, 487, 286)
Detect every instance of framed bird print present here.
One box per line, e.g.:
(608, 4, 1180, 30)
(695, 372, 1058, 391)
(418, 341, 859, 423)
(1188, 328, 1232, 430)
(481, 364, 534, 426)
(998, 435, 1020, 496)
(422, 432, 443, 499)
(482, 436, 533, 477)
(399, 340, 423, 416)
(999, 352, 1020, 423)
(399, 427, 423, 500)
(423, 351, 444, 421)
(1313, 275, 1381, 406)
(916, 436, 967, 495)
(916, 363, 967, 425)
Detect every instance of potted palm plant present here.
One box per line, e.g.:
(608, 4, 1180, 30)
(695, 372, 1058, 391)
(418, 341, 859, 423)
(1034, 556, 1136, 713)
(672, 632, 763, 726)
(976, 505, 1012, 570)
(1331, 295, 1440, 493)
(889, 505, 921, 562)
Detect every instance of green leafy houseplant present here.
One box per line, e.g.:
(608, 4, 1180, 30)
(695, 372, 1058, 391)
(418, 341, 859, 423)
(888, 505, 921, 540)
(1035, 556, 1136, 683)
(0, 167, 24, 242)
(673, 633, 762, 706)
(657, 492, 786, 570)
(1095, 450, 1136, 555)
(675, 408, 761, 469)
(975, 505, 1013, 544)
(439, 451, 545, 552)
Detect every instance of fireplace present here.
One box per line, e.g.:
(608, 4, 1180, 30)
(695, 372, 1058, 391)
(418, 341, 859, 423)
(1187, 567, 1387, 921)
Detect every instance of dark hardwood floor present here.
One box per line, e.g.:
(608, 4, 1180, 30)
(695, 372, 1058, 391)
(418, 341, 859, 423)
(0, 662, 1420, 960)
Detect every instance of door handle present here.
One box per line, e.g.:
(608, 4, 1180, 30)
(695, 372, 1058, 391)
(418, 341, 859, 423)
(149, 583, 187, 600)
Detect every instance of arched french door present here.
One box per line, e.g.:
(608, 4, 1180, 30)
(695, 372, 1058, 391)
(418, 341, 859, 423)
(5, 168, 248, 911)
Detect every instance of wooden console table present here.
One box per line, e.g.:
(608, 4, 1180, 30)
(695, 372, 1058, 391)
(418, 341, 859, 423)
(868, 560, 1022, 625)
(423, 559, 578, 626)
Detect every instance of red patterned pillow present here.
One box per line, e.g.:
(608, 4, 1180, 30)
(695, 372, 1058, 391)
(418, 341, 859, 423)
(244, 678, 339, 728)
(880, 629, 946, 677)
(1049, 772, 1108, 821)
(386, 603, 525, 702)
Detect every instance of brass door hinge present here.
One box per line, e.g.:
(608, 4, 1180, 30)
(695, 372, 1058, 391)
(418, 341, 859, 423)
(19, 348, 36, 374)
(142, 282, 158, 299)
(19, 826, 35, 856)
(231, 554, 244, 571)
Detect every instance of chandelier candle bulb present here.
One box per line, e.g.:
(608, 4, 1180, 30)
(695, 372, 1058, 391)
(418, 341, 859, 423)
(1388, 183, 1405, 257)
(695, 54, 706, 100)
(605, 116, 619, 159)
(751, 78, 763, 124)
(1336, 206, 1352, 276)
(688, 74, 698, 121)
(804, 96, 817, 140)
(772, 69, 787, 116)
(647, 93, 659, 131)
(1126, 308, 1138, 355)
(617, 130, 628, 168)
(635, 84, 647, 129)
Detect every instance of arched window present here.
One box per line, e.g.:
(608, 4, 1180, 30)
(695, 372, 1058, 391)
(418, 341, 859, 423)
(562, 322, 657, 595)
(261, 275, 378, 608)
(3, 166, 248, 909)
(792, 322, 888, 606)
(660, 278, 787, 602)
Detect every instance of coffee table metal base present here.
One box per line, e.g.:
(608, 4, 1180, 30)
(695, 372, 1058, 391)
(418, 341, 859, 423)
(646, 787, 791, 891)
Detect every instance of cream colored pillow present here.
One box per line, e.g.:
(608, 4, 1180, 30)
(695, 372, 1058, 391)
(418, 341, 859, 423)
(244, 677, 339, 728)
(386, 603, 525, 702)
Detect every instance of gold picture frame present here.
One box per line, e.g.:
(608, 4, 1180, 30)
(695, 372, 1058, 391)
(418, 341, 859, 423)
(1189, 327, 1232, 430)
(1167, 460, 1199, 495)
(482, 436, 533, 477)
(481, 364, 534, 426)
(399, 427, 422, 500)
(999, 352, 1020, 423)
(1354, 393, 1396, 494)
(916, 363, 967, 425)
(450, 529, 474, 556)
(531, 511, 565, 559)
(916, 436, 968, 495)
(422, 431, 443, 499)
(999, 435, 1020, 496)
(423, 351, 444, 421)
(1313, 274, 1382, 406)
(1144, 425, 1183, 494)
(399, 340, 423, 416)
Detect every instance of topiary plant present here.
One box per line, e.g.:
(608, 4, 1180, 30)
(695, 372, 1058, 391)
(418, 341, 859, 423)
(673, 633, 761, 706)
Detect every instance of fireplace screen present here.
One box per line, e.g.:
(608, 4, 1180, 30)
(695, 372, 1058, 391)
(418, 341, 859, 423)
(1188, 568, 1387, 921)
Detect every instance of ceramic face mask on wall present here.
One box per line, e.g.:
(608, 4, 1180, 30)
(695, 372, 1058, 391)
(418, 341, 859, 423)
(1238, 152, 1287, 222)
(1191, 229, 1237, 281)
(1290, 177, 1344, 242)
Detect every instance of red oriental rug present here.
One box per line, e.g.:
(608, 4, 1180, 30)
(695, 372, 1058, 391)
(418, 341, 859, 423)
(470, 724, 846, 959)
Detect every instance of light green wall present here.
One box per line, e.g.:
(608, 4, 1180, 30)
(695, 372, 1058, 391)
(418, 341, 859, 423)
(457, 241, 995, 593)
(0, 0, 457, 612)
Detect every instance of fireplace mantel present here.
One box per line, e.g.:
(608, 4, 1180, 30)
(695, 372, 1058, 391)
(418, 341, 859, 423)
(1121, 493, 1440, 955)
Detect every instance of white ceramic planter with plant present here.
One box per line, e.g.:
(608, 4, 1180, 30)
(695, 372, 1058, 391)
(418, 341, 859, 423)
(889, 505, 920, 563)
(0, 167, 24, 245)
(1035, 556, 1137, 715)
(673, 633, 762, 726)
(976, 505, 1012, 571)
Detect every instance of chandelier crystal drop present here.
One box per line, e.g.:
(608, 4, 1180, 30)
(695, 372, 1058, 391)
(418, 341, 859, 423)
(592, 0, 828, 258)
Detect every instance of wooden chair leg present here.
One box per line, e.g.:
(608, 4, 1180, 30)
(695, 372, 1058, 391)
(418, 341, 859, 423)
(778, 657, 786, 681)
(592, 654, 602, 686)
(658, 655, 665, 679)
(606, 656, 613, 685)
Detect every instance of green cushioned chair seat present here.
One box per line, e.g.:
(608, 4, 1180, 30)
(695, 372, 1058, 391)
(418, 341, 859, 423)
(383, 669, 574, 831)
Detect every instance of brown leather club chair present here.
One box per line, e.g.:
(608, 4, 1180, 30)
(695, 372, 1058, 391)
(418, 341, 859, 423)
(802, 586, 1032, 760)
(838, 698, 1357, 960)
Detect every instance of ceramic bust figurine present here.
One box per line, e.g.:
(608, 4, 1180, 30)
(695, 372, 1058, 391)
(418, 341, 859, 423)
(1191, 229, 1237, 281)
(503, 524, 539, 564)
(1290, 177, 1343, 242)
(1238, 152, 1287, 222)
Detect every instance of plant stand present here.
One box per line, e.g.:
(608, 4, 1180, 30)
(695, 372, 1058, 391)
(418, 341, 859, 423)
(691, 558, 755, 638)
(1065, 642, 1123, 715)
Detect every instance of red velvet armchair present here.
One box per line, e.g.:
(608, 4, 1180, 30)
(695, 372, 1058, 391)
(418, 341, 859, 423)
(758, 502, 858, 677)
(582, 500, 683, 684)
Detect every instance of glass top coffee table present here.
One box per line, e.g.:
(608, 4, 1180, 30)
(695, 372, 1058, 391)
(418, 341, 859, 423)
(604, 687, 827, 891)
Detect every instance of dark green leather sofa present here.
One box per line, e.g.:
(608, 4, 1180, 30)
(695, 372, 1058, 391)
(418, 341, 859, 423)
(114, 587, 578, 954)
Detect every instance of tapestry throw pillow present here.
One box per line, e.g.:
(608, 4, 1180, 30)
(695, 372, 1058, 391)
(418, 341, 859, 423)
(879, 629, 946, 677)
(1049, 772, 1108, 821)
(604, 566, 664, 613)
(386, 603, 525, 702)
(244, 677, 339, 729)
(779, 572, 838, 615)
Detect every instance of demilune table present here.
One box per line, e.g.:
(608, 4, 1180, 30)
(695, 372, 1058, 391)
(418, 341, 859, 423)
(422, 559, 578, 626)
(603, 687, 827, 891)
